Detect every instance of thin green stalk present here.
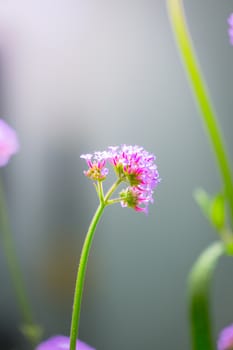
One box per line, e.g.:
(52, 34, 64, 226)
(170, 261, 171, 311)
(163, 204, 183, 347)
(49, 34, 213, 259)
(69, 202, 105, 350)
(166, 0, 233, 227)
(105, 178, 122, 202)
(0, 178, 39, 346)
(188, 241, 224, 350)
(69, 179, 121, 350)
(106, 198, 122, 205)
(97, 181, 104, 204)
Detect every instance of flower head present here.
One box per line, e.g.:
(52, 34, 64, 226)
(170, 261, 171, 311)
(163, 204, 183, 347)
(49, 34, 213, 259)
(80, 154, 108, 181)
(81, 145, 160, 214)
(35, 335, 95, 350)
(120, 186, 152, 214)
(0, 119, 19, 167)
(218, 324, 233, 350)
(228, 14, 233, 45)
(108, 144, 159, 186)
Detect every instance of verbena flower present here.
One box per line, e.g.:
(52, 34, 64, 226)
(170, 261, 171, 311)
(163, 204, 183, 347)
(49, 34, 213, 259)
(0, 119, 19, 167)
(35, 335, 95, 350)
(81, 145, 160, 214)
(120, 186, 151, 213)
(80, 154, 108, 181)
(228, 14, 233, 45)
(218, 324, 233, 350)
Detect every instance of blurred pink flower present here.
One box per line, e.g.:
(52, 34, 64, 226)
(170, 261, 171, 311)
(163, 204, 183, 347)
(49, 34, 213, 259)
(0, 119, 19, 167)
(228, 14, 233, 45)
(35, 335, 95, 350)
(218, 324, 233, 350)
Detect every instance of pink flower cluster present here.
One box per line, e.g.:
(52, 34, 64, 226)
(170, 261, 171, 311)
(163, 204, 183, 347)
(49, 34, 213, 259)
(80, 153, 109, 181)
(228, 14, 233, 45)
(81, 145, 160, 214)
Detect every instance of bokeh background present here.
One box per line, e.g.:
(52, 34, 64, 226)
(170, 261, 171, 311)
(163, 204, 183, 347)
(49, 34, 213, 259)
(0, 1, 233, 349)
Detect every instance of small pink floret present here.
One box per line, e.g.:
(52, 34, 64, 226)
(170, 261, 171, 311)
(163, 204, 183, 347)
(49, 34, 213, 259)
(0, 119, 19, 167)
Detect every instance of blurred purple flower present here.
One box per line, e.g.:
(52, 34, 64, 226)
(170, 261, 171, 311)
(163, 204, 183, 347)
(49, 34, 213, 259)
(81, 145, 160, 213)
(35, 335, 95, 350)
(218, 324, 233, 350)
(0, 119, 19, 167)
(228, 14, 233, 45)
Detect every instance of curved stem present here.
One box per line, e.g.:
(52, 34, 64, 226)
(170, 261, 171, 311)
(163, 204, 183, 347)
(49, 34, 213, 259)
(69, 203, 105, 350)
(0, 178, 39, 346)
(188, 241, 224, 350)
(166, 0, 233, 227)
(69, 178, 122, 350)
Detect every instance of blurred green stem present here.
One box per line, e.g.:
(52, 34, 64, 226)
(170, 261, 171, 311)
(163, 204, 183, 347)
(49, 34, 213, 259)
(166, 0, 233, 227)
(188, 242, 224, 350)
(0, 177, 39, 347)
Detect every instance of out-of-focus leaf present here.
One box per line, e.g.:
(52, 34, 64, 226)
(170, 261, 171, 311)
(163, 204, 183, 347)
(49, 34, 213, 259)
(193, 188, 226, 232)
(193, 188, 212, 219)
(210, 193, 225, 231)
(220, 228, 233, 255)
(20, 323, 43, 345)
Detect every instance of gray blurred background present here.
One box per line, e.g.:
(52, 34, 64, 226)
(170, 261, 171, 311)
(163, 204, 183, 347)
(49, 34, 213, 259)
(0, 0, 233, 349)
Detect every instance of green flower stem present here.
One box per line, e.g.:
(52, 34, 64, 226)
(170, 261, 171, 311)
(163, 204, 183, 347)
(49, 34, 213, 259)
(106, 198, 122, 205)
(69, 202, 105, 350)
(188, 241, 224, 350)
(97, 181, 104, 204)
(104, 178, 122, 202)
(69, 179, 121, 350)
(0, 178, 39, 346)
(166, 0, 233, 227)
